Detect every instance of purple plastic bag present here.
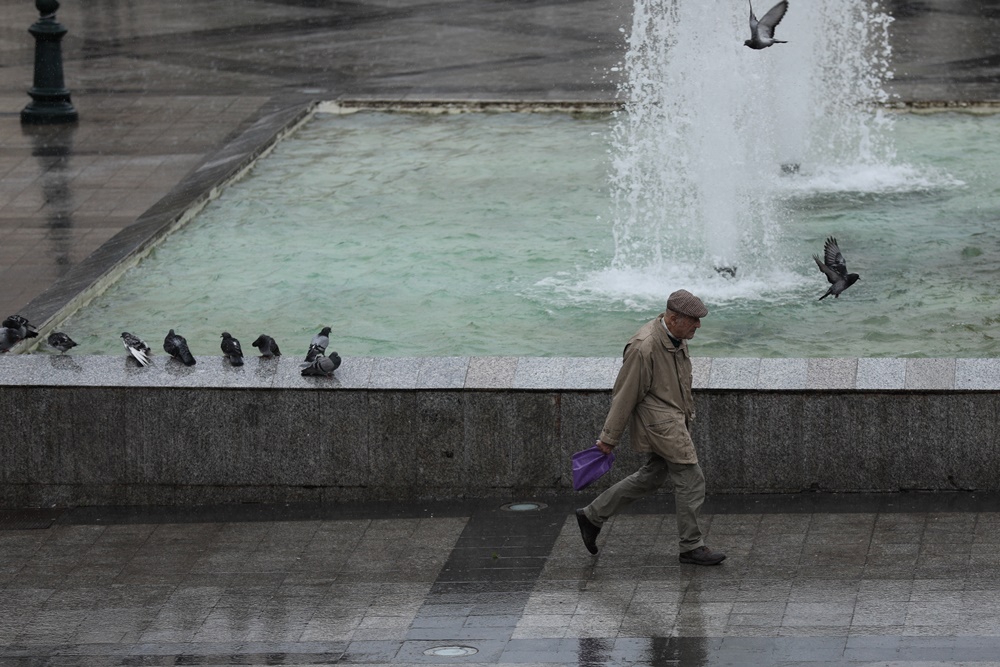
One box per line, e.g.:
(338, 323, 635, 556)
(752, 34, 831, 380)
(572, 445, 616, 491)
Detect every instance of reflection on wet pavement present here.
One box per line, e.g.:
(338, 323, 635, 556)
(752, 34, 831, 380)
(4, 495, 1000, 664)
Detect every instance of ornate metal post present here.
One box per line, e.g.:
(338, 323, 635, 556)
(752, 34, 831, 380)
(21, 0, 78, 125)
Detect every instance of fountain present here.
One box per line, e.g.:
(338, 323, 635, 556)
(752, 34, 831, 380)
(606, 0, 895, 291)
(7, 1, 993, 361)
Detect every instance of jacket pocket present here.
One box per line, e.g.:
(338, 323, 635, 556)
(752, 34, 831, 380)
(643, 417, 697, 463)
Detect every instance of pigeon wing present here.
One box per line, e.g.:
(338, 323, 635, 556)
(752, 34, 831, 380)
(813, 255, 842, 285)
(221, 335, 242, 357)
(300, 356, 323, 376)
(823, 237, 849, 278)
(121, 332, 151, 366)
(122, 332, 150, 354)
(222, 335, 244, 365)
(757, 0, 788, 39)
(176, 337, 196, 366)
(163, 331, 178, 357)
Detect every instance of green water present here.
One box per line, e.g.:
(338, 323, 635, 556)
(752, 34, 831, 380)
(62, 111, 1000, 358)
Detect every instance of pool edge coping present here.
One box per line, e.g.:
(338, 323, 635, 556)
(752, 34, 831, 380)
(2, 354, 1000, 392)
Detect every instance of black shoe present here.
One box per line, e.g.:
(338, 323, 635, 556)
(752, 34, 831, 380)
(678, 546, 726, 566)
(575, 509, 600, 554)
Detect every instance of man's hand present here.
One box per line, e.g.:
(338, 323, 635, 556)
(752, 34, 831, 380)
(595, 440, 615, 455)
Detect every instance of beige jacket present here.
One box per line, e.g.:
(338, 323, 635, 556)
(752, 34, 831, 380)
(598, 314, 698, 464)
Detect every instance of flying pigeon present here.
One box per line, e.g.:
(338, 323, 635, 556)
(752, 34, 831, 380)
(304, 326, 331, 362)
(300, 351, 342, 377)
(745, 0, 788, 49)
(251, 334, 281, 358)
(220, 332, 244, 366)
(3, 314, 38, 341)
(121, 332, 152, 366)
(814, 236, 860, 300)
(0, 327, 19, 353)
(47, 331, 77, 354)
(163, 329, 196, 366)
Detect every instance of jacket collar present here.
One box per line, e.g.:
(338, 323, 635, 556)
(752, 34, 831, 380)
(656, 314, 687, 353)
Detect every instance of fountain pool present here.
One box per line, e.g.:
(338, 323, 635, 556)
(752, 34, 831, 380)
(58, 108, 1000, 359)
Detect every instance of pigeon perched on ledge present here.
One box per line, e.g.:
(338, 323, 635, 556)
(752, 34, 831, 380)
(3, 315, 38, 341)
(121, 332, 152, 366)
(304, 326, 331, 362)
(251, 334, 281, 358)
(745, 0, 788, 49)
(220, 332, 244, 366)
(300, 351, 342, 377)
(814, 236, 860, 300)
(164, 329, 196, 366)
(47, 331, 77, 354)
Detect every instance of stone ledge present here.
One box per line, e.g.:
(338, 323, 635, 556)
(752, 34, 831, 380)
(2, 355, 1000, 391)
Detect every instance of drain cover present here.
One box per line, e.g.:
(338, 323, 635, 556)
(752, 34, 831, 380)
(0, 509, 61, 530)
(500, 501, 547, 512)
(423, 646, 478, 657)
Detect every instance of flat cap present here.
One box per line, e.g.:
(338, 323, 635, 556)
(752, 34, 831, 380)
(667, 289, 708, 318)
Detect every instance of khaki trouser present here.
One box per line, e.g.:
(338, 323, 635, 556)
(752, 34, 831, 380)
(583, 453, 706, 552)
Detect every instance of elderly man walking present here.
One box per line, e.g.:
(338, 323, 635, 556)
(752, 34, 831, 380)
(575, 289, 726, 566)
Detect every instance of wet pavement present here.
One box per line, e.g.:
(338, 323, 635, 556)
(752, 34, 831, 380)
(4, 494, 1000, 665)
(4, 0, 1000, 664)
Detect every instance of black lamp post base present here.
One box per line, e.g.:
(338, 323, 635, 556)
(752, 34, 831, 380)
(22, 0, 78, 125)
(21, 91, 78, 125)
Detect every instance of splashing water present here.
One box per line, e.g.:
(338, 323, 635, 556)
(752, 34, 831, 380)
(606, 0, 895, 297)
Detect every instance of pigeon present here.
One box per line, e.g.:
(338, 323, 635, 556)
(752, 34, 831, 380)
(163, 329, 196, 366)
(47, 331, 77, 353)
(121, 332, 152, 366)
(745, 0, 788, 49)
(220, 332, 244, 366)
(251, 334, 281, 358)
(300, 351, 342, 377)
(0, 327, 19, 353)
(814, 236, 860, 300)
(304, 326, 332, 362)
(3, 314, 38, 341)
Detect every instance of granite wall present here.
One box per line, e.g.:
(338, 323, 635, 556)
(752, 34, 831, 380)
(2, 354, 999, 507)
